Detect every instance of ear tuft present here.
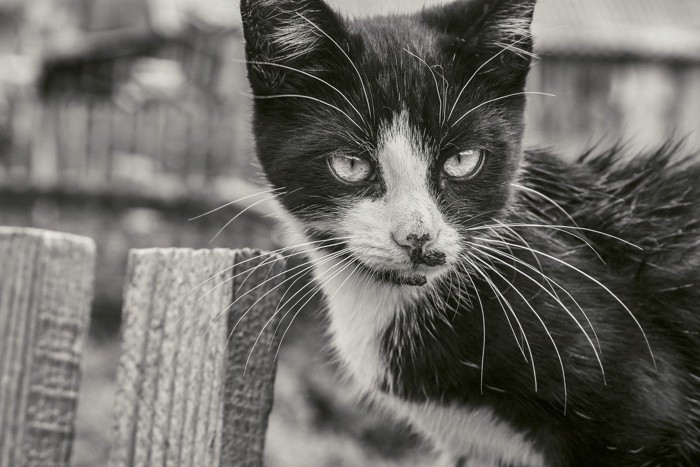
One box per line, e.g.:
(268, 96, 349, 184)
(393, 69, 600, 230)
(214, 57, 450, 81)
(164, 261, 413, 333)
(240, 0, 346, 92)
(422, 0, 537, 54)
(479, 0, 537, 59)
(422, 0, 537, 87)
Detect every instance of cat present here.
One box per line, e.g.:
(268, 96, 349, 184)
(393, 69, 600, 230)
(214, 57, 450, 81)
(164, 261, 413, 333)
(239, 0, 700, 465)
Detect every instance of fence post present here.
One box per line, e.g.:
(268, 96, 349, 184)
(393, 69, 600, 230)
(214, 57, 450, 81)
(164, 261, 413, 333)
(0, 227, 96, 467)
(108, 248, 287, 467)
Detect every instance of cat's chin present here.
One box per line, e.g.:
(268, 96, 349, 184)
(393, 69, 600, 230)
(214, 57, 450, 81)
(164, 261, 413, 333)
(375, 270, 428, 287)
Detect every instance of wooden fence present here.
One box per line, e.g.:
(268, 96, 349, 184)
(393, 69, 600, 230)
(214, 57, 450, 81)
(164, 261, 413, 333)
(0, 226, 288, 467)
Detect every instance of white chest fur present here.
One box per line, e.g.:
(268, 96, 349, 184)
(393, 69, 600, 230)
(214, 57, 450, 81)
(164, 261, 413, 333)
(314, 261, 406, 389)
(315, 262, 546, 467)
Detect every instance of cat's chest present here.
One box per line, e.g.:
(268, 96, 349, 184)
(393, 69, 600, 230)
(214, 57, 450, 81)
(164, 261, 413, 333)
(317, 267, 546, 466)
(317, 265, 402, 390)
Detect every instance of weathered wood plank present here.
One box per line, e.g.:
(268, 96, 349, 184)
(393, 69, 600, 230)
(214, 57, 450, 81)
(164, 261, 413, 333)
(0, 227, 96, 467)
(220, 249, 287, 467)
(108, 248, 287, 467)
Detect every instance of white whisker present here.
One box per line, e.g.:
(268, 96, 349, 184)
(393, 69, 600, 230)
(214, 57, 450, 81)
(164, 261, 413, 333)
(451, 92, 555, 128)
(478, 236, 656, 369)
(447, 36, 530, 122)
(296, 13, 374, 120)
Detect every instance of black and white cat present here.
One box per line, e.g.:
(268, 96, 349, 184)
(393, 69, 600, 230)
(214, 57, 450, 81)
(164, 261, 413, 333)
(239, 0, 700, 465)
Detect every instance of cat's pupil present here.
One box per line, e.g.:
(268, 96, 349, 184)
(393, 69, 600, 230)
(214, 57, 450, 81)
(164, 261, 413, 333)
(328, 154, 372, 183)
(443, 149, 483, 179)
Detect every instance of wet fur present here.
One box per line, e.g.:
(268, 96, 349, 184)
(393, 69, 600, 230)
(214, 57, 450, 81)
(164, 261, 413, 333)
(240, 0, 700, 465)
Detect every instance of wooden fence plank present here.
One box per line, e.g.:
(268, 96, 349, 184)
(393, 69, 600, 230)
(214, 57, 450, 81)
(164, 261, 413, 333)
(0, 227, 96, 467)
(220, 249, 287, 467)
(108, 248, 287, 467)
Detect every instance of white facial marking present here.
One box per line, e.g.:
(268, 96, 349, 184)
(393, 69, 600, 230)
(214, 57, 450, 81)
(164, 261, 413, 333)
(274, 112, 532, 467)
(339, 111, 461, 280)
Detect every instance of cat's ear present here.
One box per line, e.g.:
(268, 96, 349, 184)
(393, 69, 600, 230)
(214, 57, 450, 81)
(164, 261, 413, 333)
(422, 0, 537, 88)
(240, 0, 348, 93)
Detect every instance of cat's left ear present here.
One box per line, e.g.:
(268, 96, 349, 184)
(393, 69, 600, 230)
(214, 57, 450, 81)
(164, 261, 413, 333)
(240, 0, 348, 94)
(421, 0, 537, 88)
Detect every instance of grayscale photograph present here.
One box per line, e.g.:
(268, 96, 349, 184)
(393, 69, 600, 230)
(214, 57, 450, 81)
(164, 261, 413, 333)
(0, 0, 699, 466)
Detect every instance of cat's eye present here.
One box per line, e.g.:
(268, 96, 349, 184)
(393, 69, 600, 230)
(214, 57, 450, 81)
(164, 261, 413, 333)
(442, 149, 485, 179)
(328, 154, 374, 184)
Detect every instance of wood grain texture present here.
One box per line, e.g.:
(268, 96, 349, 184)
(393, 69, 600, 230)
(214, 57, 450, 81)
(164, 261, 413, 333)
(0, 227, 96, 467)
(221, 249, 288, 467)
(107, 248, 287, 467)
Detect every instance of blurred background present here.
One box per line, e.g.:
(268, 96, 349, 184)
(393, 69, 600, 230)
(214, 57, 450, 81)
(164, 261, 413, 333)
(0, 0, 698, 465)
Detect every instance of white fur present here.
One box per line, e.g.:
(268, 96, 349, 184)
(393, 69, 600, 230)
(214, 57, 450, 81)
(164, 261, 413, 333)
(273, 112, 543, 465)
(259, 1, 321, 61)
(316, 264, 409, 388)
(383, 396, 546, 466)
(334, 111, 461, 280)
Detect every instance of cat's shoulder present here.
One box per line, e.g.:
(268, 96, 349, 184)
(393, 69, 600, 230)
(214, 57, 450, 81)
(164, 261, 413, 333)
(521, 143, 700, 284)
(521, 143, 700, 225)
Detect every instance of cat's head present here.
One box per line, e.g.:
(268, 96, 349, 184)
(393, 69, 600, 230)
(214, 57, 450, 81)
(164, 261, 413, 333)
(241, 0, 537, 287)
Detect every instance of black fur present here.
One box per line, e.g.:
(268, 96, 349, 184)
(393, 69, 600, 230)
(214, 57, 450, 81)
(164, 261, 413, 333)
(240, 0, 700, 464)
(383, 146, 700, 466)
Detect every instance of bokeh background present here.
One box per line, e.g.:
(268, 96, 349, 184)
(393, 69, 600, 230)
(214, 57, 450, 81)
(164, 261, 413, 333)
(0, 0, 698, 465)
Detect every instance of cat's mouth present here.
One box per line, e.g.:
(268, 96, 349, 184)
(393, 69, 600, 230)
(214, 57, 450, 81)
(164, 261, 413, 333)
(351, 258, 437, 287)
(303, 230, 446, 287)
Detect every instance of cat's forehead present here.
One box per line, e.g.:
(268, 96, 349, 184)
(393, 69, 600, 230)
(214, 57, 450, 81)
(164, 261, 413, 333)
(350, 16, 440, 52)
(348, 16, 444, 74)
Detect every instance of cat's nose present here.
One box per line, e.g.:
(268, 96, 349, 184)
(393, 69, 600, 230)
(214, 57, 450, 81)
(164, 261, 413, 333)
(395, 233, 433, 253)
(393, 232, 446, 267)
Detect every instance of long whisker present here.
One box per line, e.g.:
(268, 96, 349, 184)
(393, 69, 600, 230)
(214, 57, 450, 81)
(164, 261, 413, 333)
(467, 223, 642, 250)
(242, 253, 352, 375)
(183, 236, 356, 299)
(470, 253, 567, 409)
(486, 224, 602, 355)
(511, 183, 580, 228)
(447, 36, 530, 122)
(252, 93, 365, 133)
(209, 191, 290, 244)
(296, 13, 373, 120)
(271, 257, 357, 366)
(230, 237, 346, 300)
(215, 248, 349, 339)
(478, 236, 656, 369)
(458, 261, 487, 394)
(470, 242, 605, 384)
(242, 59, 368, 129)
(495, 219, 606, 265)
(459, 258, 528, 362)
(459, 257, 537, 392)
(451, 92, 555, 128)
(188, 187, 282, 221)
(270, 255, 352, 332)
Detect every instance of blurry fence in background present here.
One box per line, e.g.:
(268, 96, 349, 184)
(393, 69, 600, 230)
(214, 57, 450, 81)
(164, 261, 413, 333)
(526, 58, 700, 157)
(0, 0, 699, 329)
(0, 3, 256, 196)
(526, 0, 700, 157)
(0, 1, 279, 329)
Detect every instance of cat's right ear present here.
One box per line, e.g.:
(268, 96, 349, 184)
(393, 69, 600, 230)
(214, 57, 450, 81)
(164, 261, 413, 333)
(240, 0, 348, 94)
